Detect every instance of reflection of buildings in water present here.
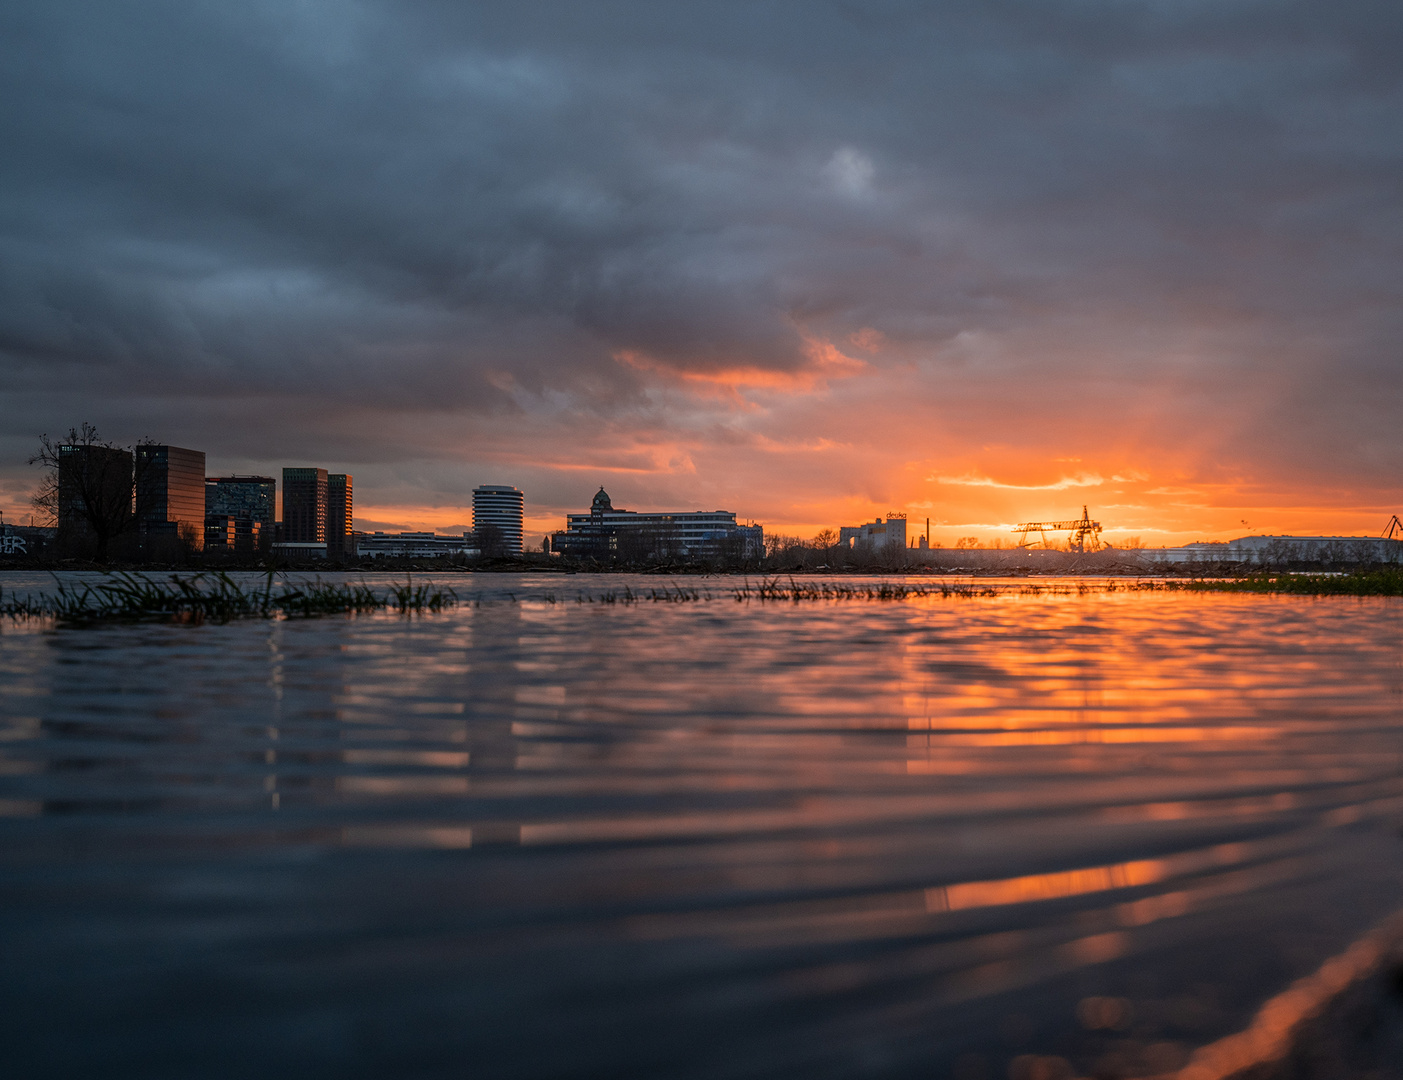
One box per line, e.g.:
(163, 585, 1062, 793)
(325, 604, 528, 840)
(15, 588, 1403, 1080)
(265, 620, 284, 811)
(466, 603, 530, 779)
(901, 602, 1120, 760)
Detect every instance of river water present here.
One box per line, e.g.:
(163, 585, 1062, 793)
(2, 573, 1402, 1079)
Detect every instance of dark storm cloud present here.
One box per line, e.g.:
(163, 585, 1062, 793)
(1, 0, 1402, 489)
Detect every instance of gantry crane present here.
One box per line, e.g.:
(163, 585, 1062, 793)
(1013, 506, 1103, 552)
(1384, 515, 1403, 541)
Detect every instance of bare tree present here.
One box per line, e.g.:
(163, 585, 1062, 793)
(178, 520, 201, 560)
(476, 522, 506, 559)
(29, 469, 58, 528)
(763, 533, 803, 561)
(29, 424, 139, 561)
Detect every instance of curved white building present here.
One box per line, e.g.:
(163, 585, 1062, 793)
(472, 485, 524, 554)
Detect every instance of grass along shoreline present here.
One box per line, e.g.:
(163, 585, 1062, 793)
(0, 572, 457, 623)
(2, 569, 1401, 624)
(1168, 568, 1403, 595)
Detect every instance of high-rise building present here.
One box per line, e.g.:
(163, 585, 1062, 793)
(205, 515, 236, 550)
(327, 474, 353, 559)
(472, 485, 524, 555)
(282, 468, 328, 544)
(135, 444, 207, 550)
(205, 475, 275, 553)
(58, 444, 133, 552)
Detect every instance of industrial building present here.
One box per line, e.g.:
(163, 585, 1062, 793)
(473, 485, 525, 555)
(0, 522, 53, 557)
(552, 487, 762, 562)
(205, 475, 275, 554)
(839, 514, 907, 554)
(136, 444, 207, 551)
(1146, 535, 1403, 565)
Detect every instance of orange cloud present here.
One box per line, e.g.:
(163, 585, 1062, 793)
(613, 332, 866, 403)
(931, 472, 1108, 491)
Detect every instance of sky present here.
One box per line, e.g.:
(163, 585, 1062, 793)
(2, 0, 1401, 547)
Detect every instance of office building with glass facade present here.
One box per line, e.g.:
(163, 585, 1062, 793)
(327, 473, 353, 559)
(472, 485, 524, 555)
(205, 475, 275, 553)
(135, 444, 207, 550)
(282, 468, 328, 545)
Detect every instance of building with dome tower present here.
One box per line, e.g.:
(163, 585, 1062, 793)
(552, 487, 762, 562)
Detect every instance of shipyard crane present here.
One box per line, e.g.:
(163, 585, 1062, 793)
(1013, 506, 1103, 552)
(1384, 515, 1403, 541)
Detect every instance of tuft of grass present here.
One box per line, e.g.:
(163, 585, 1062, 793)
(0, 572, 460, 624)
(734, 576, 998, 602)
(391, 579, 459, 613)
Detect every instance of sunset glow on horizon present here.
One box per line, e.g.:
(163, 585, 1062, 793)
(1, 2, 1399, 546)
(319, 326, 1401, 548)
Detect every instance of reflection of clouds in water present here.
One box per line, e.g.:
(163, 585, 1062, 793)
(4, 581, 1403, 1076)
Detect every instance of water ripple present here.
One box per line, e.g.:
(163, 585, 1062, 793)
(1, 575, 1402, 1078)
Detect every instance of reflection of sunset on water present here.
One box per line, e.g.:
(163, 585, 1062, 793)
(3, 577, 1403, 1077)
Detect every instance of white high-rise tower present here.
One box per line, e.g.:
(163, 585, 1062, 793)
(472, 485, 524, 555)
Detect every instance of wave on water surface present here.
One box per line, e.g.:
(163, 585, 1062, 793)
(1, 574, 1402, 1078)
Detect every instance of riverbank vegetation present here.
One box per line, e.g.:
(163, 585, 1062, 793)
(4, 568, 1401, 625)
(1170, 568, 1403, 596)
(0, 573, 458, 623)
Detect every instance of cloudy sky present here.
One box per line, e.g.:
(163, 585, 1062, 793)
(2, 0, 1401, 545)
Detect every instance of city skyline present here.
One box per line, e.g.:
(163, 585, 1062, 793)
(2, 4, 1401, 546)
(29, 433, 1394, 560)
(11, 428, 1403, 552)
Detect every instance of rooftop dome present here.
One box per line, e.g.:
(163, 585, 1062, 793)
(591, 487, 613, 513)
